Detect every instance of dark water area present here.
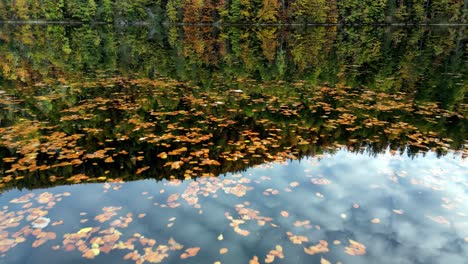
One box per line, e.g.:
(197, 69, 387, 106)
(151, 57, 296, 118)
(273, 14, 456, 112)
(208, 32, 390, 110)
(0, 25, 466, 263)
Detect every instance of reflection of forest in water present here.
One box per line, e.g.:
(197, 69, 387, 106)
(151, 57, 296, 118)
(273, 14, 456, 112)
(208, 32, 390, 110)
(0, 25, 466, 190)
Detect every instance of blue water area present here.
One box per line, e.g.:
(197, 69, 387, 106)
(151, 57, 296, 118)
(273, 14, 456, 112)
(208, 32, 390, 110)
(1, 149, 466, 264)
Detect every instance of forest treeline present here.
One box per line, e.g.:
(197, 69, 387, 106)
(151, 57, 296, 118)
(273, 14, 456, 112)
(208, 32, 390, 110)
(0, 0, 466, 24)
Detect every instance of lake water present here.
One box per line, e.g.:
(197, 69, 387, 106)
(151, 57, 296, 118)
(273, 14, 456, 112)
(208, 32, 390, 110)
(0, 25, 466, 264)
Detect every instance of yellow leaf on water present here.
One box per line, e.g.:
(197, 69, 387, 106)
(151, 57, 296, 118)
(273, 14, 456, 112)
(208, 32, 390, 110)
(77, 227, 93, 234)
(320, 257, 331, 264)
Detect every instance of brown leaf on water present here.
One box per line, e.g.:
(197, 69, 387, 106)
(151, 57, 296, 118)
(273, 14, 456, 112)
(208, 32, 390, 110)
(170, 161, 184, 170)
(180, 247, 200, 259)
(286, 232, 308, 244)
(371, 218, 380, 224)
(64, 244, 75, 251)
(265, 245, 284, 263)
(124, 251, 136, 260)
(138, 213, 146, 218)
(304, 240, 329, 255)
(52, 220, 64, 226)
(136, 166, 150, 174)
(219, 248, 228, 254)
(249, 256, 260, 264)
(168, 237, 183, 250)
(280, 211, 289, 217)
(167, 194, 180, 203)
(320, 257, 331, 264)
(32, 238, 47, 248)
(294, 220, 311, 228)
(82, 248, 99, 259)
(157, 152, 168, 159)
(233, 227, 250, 236)
(344, 239, 366, 256)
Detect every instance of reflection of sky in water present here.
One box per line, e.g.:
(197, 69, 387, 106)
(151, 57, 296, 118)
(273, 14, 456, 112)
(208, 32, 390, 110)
(1, 150, 467, 264)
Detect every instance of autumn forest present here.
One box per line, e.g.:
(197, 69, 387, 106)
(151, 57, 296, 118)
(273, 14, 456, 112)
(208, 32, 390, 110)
(0, 0, 466, 24)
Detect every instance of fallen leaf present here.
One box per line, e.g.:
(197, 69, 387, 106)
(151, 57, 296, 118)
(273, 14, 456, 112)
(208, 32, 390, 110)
(249, 256, 260, 264)
(180, 247, 200, 259)
(304, 240, 329, 255)
(77, 227, 93, 234)
(345, 239, 366, 256)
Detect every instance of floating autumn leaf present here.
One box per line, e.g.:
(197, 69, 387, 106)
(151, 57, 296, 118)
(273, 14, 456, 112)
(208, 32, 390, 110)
(32, 217, 50, 229)
(77, 227, 93, 234)
(157, 152, 168, 159)
(52, 220, 63, 226)
(219, 248, 228, 254)
(371, 218, 380, 224)
(249, 256, 260, 264)
(294, 220, 311, 228)
(218, 234, 224, 241)
(265, 245, 284, 263)
(345, 239, 366, 256)
(10, 193, 34, 203)
(136, 166, 150, 174)
(36, 192, 54, 204)
(167, 194, 180, 203)
(286, 232, 309, 244)
(304, 240, 329, 255)
(180, 247, 200, 259)
(311, 178, 332, 185)
(82, 248, 100, 259)
(138, 213, 146, 218)
(95, 207, 121, 223)
(289, 181, 299, 187)
(168, 237, 183, 250)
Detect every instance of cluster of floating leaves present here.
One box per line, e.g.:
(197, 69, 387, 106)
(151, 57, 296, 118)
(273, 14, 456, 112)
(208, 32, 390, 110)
(0, 191, 69, 254)
(0, 76, 465, 191)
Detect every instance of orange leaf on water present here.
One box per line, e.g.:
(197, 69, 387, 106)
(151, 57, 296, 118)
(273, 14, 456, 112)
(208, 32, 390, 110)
(180, 247, 200, 259)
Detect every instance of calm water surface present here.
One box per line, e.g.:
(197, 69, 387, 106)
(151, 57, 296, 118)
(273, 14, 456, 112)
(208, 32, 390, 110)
(0, 25, 466, 263)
